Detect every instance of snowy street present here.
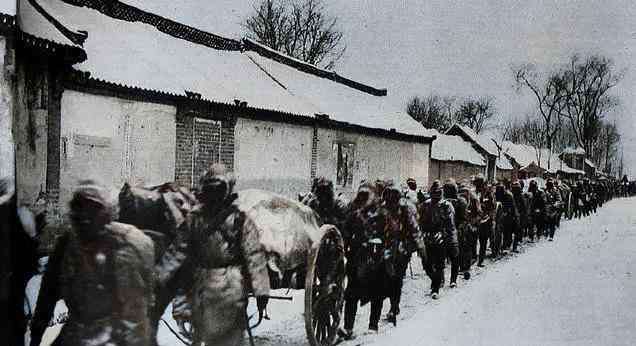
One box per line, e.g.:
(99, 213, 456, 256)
(241, 197, 636, 346)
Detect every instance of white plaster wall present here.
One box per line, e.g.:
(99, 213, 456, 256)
(0, 37, 14, 180)
(234, 117, 313, 197)
(316, 128, 430, 196)
(14, 62, 47, 207)
(59, 90, 176, 210)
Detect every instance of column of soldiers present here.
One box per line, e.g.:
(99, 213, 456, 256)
(336, 174, 616, 340)
(16, 167, 621, 346)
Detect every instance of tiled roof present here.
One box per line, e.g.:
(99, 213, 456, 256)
(19, 0, 434, 141)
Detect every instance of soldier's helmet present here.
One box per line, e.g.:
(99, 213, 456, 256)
(406, 177, 417, 190)
(495, 182, 506, 200)
(546, 178, 554, 189)
(311, 176, 335, 202)
(382, 180, 402, 206)
(443, 179, 458, 199)
(429, 180, 443, 200)
(199, 163, 235, 206)
(352, 181, 376, 208)
(529, 179, 539, 192)
(473, 174, 485, 188)
(69, 179, 114, 229)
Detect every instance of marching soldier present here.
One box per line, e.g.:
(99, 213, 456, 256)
(185, 164, 270, 346)
(511, 181, 527, 252)
(30, 181, 155, 346)
(420, 181, 456, 299)
(302, 177, 347, 229)
(370, 181, 425, 327)
(459, 183, 481, 280)
(528, 180, 547, 241)
(473, 176, 496, 267)
(340, 182, 379, 339)
(545, 179, 563, 241)
(494, 183, 518, 256)
(441, 180, 464, 287)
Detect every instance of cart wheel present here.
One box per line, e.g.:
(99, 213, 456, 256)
(305, 225, 346, 346)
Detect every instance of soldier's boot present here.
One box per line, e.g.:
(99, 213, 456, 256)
(368, 298, 383, 331)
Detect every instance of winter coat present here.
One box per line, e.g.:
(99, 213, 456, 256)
(420, 199, 457, 249)
(30, 223, 155, 346)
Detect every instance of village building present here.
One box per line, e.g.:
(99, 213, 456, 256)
(501, 141, 584, 180)
(445, 124, 513, 182)
(584, 159, 597, 177)
(2, 0, 436, 223)
(559, 146, 586, 172)
(429, 133, 486, 185)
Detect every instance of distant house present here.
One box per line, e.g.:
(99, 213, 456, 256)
(584, 159, 597, 177)
(3, 0, 436, 222)
(502, 142, 584, 180)
(560, 147, 586, 172)
(429, 134, 486, 186)
(445, 124, 514, 182)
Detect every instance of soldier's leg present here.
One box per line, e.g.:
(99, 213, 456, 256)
(459, 227, 473, 279)
(448, 246, 459, 286)
(549, 217, 557, 239)
(492, 223, 503, 257)
(343, 276, 360, 332)
(389, 257, 408, 319)
(512, 221, 521, 252)
(369, 297, 383, 331)
(477, 224, 489, 266)
(429, 245, 444, 295)
(192, 267, 246, 346)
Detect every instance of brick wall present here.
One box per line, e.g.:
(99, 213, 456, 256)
(175, 114, 194, 187)
(175, 111, 235, 188)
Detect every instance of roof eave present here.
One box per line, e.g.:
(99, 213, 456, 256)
(65, 70, 436, 143)
(243, 38, 388, 97)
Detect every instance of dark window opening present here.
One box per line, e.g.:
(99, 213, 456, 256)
(333, 142, 355, 187)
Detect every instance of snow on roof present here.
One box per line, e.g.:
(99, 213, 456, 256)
(497, 156, 514, 170)
(584, 159, 596, 168)
(18, 0, 80, 47)
(37, 0, 317, 116)
(431, 134, 486, 166)
(562, 146, 586, 155)
(502, 141, 583, 175)
(446, 124, 499, 156)
(246, 50, 434, 137)
(23, 0, 432, 140)
(502, 141, 539, 168)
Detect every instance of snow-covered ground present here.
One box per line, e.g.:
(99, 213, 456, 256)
(32, 197, 636, 346)
(233, 197, 636, 346)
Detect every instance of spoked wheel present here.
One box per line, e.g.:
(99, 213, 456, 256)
(305, 225, 346, 346)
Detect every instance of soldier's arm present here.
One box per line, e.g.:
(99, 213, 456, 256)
(239, 212, 270, 298)
(403, 202, 425, 250)
(442, 202, 457, 241)
(30, 234, 68, 346)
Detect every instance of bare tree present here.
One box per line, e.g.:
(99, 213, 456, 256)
(514, 64, 568, 170)
(454, 96, 497, 134)
(243, 0, 346, 69)
(557, 55, 623, 155)
(593, 121, 621, 175)
(406, 94, 454, 132)
(500, 117, 526, 144)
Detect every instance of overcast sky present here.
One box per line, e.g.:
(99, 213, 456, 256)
(124, 0, 636, 175)
(9, 0, 636, 175)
